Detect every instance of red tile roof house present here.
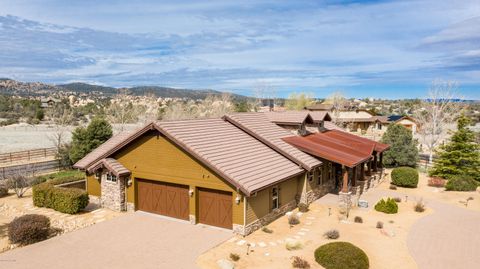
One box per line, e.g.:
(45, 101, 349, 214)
(74, 112, 389, 235)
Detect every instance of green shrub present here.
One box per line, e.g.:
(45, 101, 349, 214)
(445, 175, 478, 192)
(298, 202, 309, 212)
(35, 170, 85, 186)
(8, 214, 50, 245)
(229, 253, 240, 262)
(391, 167, 419, 188)
(374, 198, 398, 214)
(314, 242, 369, 269)
(32, 183, 89, 214)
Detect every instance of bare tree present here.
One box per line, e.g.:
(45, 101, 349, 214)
(414, 80, 463, 163)
(285, 92, 314, 111)
(253, 81, 277, 111)
(161, 94, 233, 121)
(106, 89, 142, 131)
(324, 91, 354, 128)
(7, 171, 35, 198)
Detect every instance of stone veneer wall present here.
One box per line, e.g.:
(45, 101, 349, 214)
(100, 174, 125, 211)
(238, 200, 297, 236)
(304, 182, 335, 205)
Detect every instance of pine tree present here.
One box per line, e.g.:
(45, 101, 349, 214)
(380, 124, 419, 167)
(430, 115, 480, 181)
(69, 117, 113, 164)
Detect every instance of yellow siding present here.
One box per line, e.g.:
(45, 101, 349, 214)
(86, 173, 101, 196)
(110, 131, 244, 225)
(246, 175, 302, 224)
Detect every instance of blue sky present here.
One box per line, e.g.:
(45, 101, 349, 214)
(0, 0, 479, 99)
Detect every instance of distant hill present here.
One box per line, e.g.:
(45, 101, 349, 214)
(0, 79, 249, 100)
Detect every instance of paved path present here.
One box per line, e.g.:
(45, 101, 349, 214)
(407, 200, 480, 269)
(0, 212, 232, 269)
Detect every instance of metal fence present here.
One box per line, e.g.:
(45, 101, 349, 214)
(0, 159, 61, 180)
(0, 148, 57, 165)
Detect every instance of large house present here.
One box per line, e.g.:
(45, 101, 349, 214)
(74, 112, 389, 235)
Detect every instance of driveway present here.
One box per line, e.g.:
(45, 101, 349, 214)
(0, 212, 233, 269)
(407, 200, 480, 269)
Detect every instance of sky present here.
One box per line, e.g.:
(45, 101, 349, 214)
(0, 0, 479, 99)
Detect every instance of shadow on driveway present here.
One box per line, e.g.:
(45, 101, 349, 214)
(0, 212, 233, 269)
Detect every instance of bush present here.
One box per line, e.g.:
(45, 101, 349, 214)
(393, 197, 402, 203)
(32, 183, 89, 214)
(354, 216, 363, 223)
(35, 170, 85, 186)
(374, 198, 398, 214)
(286, 240, 303, 251)
(298, 202, 309, 213)
(288, 214, 300, 226)
(229, 253, 240, 262)
(428, 177, 446, 188)
(414, 201, 425, 212)
(376, 221, 383, 229)
(0, 185, 8, 197)
(261, 227, 273, 233)
(445, 175, 478, 192)
(323, 229, 340, 239)
(8, 214, 50, 245)
(314, 242, 369, 269)
(391, 167, 419, 188)
(292, 256, 310, 269)
(389, 185, 397, 190)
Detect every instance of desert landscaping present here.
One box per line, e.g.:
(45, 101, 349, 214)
(197, 169, 480, 269)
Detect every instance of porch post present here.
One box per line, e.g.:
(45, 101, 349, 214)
(373, 153, 378, 172)
(361, 163, 365, 180)
(379, 152, 383, 169)
(341, 166, 349, 193)
(366, 161, 372, 176)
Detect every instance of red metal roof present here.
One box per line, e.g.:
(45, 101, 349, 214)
(282, 130, 389, 168)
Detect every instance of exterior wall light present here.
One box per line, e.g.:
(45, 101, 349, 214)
(189, 189, 194, 197)
(235, 194, 241, 205)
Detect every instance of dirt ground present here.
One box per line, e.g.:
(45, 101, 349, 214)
(197, 170, 480, 269)
(0, 189, 123, 253)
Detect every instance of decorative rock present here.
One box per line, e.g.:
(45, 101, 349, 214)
(258, 242, 267, 248)
(216, 259, 234, 269)
(236, 240, 246, 246)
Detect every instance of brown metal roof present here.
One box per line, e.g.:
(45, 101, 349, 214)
(155, 119, 304, 195)
(282, 133, 373, 168)
(88, 158, 131, 177)
(223, 113, 322, 170)
(321, 130, 390, 153)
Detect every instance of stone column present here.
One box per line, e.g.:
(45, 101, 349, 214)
(339, 166, 352, 218)
(341, 166, 349, 193)
(373, 153, 378, 172)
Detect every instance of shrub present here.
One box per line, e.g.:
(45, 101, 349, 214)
(0, 185, 8, 197)
(288, 214, 300, 226)
(323, 229, 340, 239)
(229, 253, 240, 262)
(445, 175, 478, 192)
(286, 241, 303, 251)
(374, 198, 398, 214)
(428, 177, 446, 188)
(376, 221, 383, 229)
(389, 185, 397, 190)
(292, 256, 310, 269)
(32, 183, 89, 214)
(298, 202, 309, 213)
(393, 197, 402, 203)
(8, 214, 50, 245)
(261, 226, 273, 233)
(35, 170, 85, 186)
(354, 216, 363, 223)
(391, 167, 419, 188)
(314, 242, 369, 269)
(414, 201, 425, 212)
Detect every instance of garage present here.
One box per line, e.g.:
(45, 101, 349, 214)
(136, 179, 189, 221)
(198, 188, 232, 229)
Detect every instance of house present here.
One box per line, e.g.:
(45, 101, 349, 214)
(74, 112, 388, 235)
(40, 97, 60, 108)
(372, 115, 418, 134)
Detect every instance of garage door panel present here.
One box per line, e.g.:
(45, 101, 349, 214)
(199, 188, 232, 229)
(137, 179, 189, 220)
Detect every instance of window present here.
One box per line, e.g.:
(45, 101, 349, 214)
(307, 171, 314, 182)
(317, 167, 323, 185)
(106, 173, 117, 183)
(271, 186, 279, 210)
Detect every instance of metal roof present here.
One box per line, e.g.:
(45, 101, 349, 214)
(223, 113, 322, 170)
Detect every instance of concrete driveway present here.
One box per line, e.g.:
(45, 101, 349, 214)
(0, 212, 233, 269)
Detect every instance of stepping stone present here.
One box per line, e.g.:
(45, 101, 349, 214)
(217, 259, 234, 269)
(249, 243, 256, 248)
(300, 228, 310, 232)
(236, 240, 246, 246)
(227, 237, 237, 243)
(297, 232, 306, 236)
(258, 242, 267, 248)
(269, 242, 277, 246)
(306, 216, 316, 220)
(264, 252, 270, 256)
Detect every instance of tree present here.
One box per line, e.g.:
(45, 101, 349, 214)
(285, 92, 314, 111)
(429, 115, 480, 181)
(380, 124, 419, 167)
(69, 117, 113, 164)
(106, 91, 143, 131)
(414, 80, 463, 163)
(324, 91, 350, 125)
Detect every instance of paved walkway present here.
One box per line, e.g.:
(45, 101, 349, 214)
(0, 212, 232, 269)
(407, 199, 480, 269)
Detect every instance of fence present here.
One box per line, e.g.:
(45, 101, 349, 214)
(0, 148, 57, 165)
(0, 159, 61, 180)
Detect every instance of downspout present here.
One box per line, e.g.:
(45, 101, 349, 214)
(124, 177, 128, 212)
(243, 195, 247, 236)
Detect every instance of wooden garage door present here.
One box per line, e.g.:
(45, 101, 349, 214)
(198, 188, 232, 229)
(137, 179, 189, 220)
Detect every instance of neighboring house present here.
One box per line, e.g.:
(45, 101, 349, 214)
(372, 115, 418, 134)
(74, 112, 388, 235)
(40, 97, 60, 108)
